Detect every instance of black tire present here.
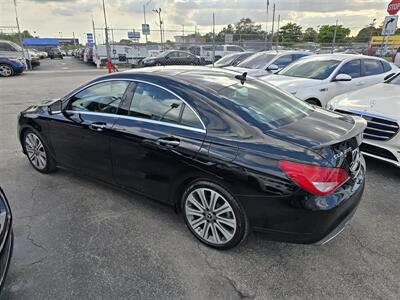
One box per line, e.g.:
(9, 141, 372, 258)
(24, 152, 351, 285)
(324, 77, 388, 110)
(22, 130, 57, 174)
(0, 64, 14, 77)
(182, 180, 250, 249)
(305, 98, 321, 106)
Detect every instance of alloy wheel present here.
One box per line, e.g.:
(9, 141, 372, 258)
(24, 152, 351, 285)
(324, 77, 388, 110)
(25, 133, 47, 170)
(185, 188, 237, 245)
(0, 65, 13, 77)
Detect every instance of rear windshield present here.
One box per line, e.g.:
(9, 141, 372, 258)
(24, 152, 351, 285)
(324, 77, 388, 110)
(214, 53, 240, 66)
(280, 59, 340, 80)
(218, 79, 313, 129)
(237, 53, 276, 69)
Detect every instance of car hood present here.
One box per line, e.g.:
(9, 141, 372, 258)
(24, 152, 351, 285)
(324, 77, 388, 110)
(225, 66, 272, 77)
(263, 75, 319, 91)
(267, 108, 366, 150)
(331, 83, 400, 120)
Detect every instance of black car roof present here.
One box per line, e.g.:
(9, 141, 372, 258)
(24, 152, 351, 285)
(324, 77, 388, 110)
(114, 66, 242, 92)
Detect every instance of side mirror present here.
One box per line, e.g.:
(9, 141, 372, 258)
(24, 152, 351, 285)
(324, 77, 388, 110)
(267, 64, 279, 71)
(334, 74, 352, 82)
(48, 100, 62, 115)
(165, 55, 170, 59)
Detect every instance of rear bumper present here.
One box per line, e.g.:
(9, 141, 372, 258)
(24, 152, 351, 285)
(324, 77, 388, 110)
(240, 165, 365, 244)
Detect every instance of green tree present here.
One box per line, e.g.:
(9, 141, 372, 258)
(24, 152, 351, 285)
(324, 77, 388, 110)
(318, 25, 351, 43)
(302, 27, 318, 42)
(0, 30, 34, 45)
(355, 26, 381, 42)
(278, 22, 302, 44)
(234, 18, 263, 34)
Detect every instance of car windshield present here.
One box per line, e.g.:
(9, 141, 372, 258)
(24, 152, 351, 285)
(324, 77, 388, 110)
(218, 79, 313, 129)
(386, 73, 400, 85)
(280, 59, 341, 80)
(214, 53, 240, 66)
(237, 53, 277, 69)
(8, 41, 23, 51)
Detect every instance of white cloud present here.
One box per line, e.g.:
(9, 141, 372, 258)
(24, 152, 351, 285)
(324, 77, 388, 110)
(0, 0, 389, 43)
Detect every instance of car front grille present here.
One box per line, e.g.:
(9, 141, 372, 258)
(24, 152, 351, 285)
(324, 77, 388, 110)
(335, 109, 399, 141)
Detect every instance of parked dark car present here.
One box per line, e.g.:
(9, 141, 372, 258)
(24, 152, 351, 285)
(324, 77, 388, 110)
(142, 50, 202, 67)
(0, 187, 13, 293)
(18, 67, 366, 249)
(48, 48, 63, 59)
(212, 51, 254, 68)
(0, 57, 24, 77)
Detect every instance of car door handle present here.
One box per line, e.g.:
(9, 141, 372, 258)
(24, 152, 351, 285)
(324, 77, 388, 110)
(89, 122, 107, 132)
(356, 82, 365, 86)
(157, 138, 180, 148)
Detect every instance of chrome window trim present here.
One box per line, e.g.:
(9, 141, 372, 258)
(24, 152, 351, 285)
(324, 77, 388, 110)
(65, 110, 206, 134)
(63, 78, 206, 131)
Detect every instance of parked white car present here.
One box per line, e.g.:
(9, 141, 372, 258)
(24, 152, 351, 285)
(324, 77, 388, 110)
(225, 50, 313, 77)
(327, 73, 400, 167)
(188, 44, 245, 63)
(394, 47, 400, 66)
(262, 54, 399, 107)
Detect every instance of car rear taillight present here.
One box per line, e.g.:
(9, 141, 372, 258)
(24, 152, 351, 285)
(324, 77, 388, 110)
(279, 160, 349, 196)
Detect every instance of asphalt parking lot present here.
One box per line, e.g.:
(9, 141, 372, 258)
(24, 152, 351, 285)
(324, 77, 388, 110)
(0, 57, 399, 300)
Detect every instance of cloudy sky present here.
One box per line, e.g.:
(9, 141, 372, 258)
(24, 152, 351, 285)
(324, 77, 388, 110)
(0, 0, 390, 44)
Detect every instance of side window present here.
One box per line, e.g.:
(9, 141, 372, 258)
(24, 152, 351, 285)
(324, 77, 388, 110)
(382, 61, 392, 72)
(68, 81, 129, 114)
(273, 55, 293, 69)
(179, 52, 190, 58)
(227, 46, 237, 51)
(167, 52, 178, 58)
(0, 42, 16, 51)
(215, 45, 224, 51)
(362, 59, 384, 76)
(128, 83, 203, 128)
(338, 60, 361, 78)
(181, 105, 203, 129)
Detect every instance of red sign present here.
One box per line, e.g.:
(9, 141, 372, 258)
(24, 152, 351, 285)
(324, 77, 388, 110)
(388, 0, 400, 15)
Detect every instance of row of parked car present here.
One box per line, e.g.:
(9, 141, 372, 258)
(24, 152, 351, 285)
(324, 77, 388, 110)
(138, 47, 400, 168)
(0, 39, 71, 77)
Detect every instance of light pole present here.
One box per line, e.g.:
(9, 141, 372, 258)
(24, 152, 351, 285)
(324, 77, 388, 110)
(13, 0, 29, 70)
(143, 0, 152, 45)
(332, 19, 338, 54)
(264, 0, 269, 50)
(153, 8, 164, 51)
(102, 0, 112, 73)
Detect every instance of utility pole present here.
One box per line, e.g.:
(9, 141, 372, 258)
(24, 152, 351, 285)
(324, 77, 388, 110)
(72, 31, 76, 46)
(13, 0, 29, 70)
(264, 0, 269, 50)
(271, 4, 276, 49)
(92, 17, 97, 46)
(276, 14, 280, 50)
(153, 8, 164, 51)
(332, 19, 338, 54)
(143, 0, 152, 46)
(102, 0, 112, 73)
(182, 25, 185, 44)
(212, 12, 216, 66)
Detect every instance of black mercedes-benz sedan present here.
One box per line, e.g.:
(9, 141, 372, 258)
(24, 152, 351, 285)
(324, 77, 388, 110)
(0, 188, 13, 292)
(18, 67, 366, 249)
